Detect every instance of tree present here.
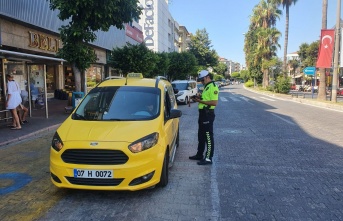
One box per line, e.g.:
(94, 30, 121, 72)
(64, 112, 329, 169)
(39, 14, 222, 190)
(153, 52, 170, 77)
(244, 0, 281, 87)
(231, 72, 241, 79)
(240, 70, 250, 82)
(109, 43, 158, 78)
(255, 27, 281, 87)
(188, 29, 219, 68)
(48, 0, 142, 92)
(298, 41, 319, 68)
(167, 52, 197, 81)
(213, 62, 228, 76)
(288, 58, 300, 82)
(277, 0, 298, 76)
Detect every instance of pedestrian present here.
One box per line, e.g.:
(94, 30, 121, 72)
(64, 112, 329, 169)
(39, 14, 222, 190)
(190, 70, 219, 165)
(6, 74, 22, 130)
(17, 103, 29, 124)
(30, 81, 39, 108)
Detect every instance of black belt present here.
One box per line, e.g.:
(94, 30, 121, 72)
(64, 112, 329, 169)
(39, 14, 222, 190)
(199, 109, 214, 112)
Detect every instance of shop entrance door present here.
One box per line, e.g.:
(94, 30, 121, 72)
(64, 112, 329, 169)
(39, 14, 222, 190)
(27, 64, 48, 118)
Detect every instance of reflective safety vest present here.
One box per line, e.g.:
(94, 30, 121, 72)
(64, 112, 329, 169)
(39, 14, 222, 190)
(198, 81, 219, 110)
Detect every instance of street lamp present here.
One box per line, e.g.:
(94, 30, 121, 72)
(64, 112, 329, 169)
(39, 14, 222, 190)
(332, 0, 341, 102)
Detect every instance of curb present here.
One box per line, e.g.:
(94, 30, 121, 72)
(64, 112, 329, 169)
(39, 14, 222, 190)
(244, 86, 343, 112)
(0, 124, 61, 147)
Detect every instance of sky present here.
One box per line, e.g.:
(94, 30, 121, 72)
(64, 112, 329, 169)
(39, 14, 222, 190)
(169, 0, 342, 66)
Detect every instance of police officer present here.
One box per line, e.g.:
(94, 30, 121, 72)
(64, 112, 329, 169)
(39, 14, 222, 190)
(190, 70, 219, 165)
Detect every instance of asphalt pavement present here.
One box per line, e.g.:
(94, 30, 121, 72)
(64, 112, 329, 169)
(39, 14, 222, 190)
(0, 87, 342, 148)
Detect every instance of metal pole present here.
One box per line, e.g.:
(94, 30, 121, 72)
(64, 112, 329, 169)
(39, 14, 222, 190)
(332, 0, 341, 102)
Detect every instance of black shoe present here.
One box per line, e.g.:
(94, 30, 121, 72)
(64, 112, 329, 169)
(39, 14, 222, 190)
(197, 159, 212, 165)
(189, 155, 203, 160)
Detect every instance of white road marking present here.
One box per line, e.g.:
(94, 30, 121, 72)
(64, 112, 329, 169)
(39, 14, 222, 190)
(229, 96, 240, 101)
(260, 97, 275, 101)
(240, 97, 250, 102)
(220, 97, 228, 101)
(271, 113, 296, 125)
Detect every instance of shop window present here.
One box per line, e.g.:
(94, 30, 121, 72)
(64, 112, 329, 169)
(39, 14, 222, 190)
(46, 65, 56, 93)
(64, 67, 75, 92)
(86, 66, 103, 93)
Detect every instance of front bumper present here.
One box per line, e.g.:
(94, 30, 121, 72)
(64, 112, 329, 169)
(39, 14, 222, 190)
(50, 141, 164, 191)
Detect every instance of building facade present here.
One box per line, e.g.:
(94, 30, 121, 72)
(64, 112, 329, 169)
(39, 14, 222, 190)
(178, 26, 190, 53)
(0, 0, 142, 118)
(139, 0, 179, 53)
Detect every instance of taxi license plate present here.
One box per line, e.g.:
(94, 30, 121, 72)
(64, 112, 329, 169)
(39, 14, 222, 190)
(73, 169, 113, 179)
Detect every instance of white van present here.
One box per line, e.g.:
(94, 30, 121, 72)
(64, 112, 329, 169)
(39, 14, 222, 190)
(171, 80, 198, 104)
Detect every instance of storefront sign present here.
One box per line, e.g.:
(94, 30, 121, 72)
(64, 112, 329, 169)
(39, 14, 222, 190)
(125, 24, 143, 43)
(144, 0, 154, 47)
(28, 31, 60, 52)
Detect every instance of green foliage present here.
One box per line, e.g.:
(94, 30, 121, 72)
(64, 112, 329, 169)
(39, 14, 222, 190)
(213, 62, 227, 76)
(188, 29, 219, 68)
(213, 74, 224, 81)
(231, 72, 241, 79)
(244, 80, 255, 87)
(153, 52, 170, 77)
(109, 43, 158, 77)
(298, 41, 319, 68)
(240, 70, 250, 82)
(48, 0, 142, 91)
(167, 52, 197, 81)
(274, 76, 291, 94)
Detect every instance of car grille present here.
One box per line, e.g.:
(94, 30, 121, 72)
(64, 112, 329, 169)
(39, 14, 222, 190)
(61, 149, 129, 165)
(66, 177, 124, 186)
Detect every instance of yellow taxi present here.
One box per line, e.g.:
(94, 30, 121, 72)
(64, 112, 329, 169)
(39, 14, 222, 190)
(50, 73, 182, 191)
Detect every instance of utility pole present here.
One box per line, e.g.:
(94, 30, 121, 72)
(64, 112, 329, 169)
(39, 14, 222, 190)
(332, 0, 341, 102)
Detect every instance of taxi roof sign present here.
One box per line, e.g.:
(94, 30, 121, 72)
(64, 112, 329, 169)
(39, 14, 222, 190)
(127, 73, 143, 78)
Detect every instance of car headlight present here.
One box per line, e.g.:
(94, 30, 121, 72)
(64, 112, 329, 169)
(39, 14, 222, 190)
(128, 132, 159, 153)
(178, 91, 184, 96)
(51, 132, 64, 152)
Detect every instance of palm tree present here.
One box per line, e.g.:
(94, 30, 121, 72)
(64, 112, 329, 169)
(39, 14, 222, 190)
(255, 27, 281, 87)
(245, 0, 282, 87)
(288, 58, 300, 83)
(317, 0, 328, 101)
(278, 0, 298, 77)
(251, 0, 282, 29)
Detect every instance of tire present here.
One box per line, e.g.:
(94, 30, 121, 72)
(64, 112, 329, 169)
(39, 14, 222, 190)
(157, 150, 169, 187)
(184, 97, 188, 105)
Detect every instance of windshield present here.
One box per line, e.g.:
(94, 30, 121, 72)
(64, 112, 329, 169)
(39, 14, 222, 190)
(172, 82, 188, 90)
(73, 86, 160, 121)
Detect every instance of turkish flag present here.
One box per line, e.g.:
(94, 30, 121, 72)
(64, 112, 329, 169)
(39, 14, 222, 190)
(316, 29, 335, 68)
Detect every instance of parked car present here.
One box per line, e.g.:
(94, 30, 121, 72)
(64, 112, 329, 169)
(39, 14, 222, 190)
(50, 73, 182, 191)
(197, 82, 204, 93)
(171, 80, 197, 104)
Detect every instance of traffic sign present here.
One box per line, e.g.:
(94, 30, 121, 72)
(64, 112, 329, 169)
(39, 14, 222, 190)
(303, 66, 316, 76)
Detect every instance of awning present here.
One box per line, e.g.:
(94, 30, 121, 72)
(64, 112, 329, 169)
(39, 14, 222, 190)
(0, 49, 65, 62)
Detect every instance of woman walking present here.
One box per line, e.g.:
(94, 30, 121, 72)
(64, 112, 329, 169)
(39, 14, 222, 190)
(6, 74, 22, 130)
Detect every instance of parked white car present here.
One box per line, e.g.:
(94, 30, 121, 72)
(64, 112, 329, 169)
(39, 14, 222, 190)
(171, 80, 198, 104)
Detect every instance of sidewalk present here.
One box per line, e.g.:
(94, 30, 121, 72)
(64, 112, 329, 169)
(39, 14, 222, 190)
(0, 99, 70, 147)
(245, 86, 343, 112)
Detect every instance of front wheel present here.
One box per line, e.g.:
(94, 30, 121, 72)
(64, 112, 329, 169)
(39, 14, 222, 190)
(157, 150, 169, 187)
(184, 97, 189, 105)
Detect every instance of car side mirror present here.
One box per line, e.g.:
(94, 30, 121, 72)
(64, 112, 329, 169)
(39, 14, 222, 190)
(169, 109, 182, 119)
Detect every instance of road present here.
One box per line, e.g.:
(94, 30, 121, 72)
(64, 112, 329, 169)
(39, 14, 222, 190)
(1, 84, 343, 221)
